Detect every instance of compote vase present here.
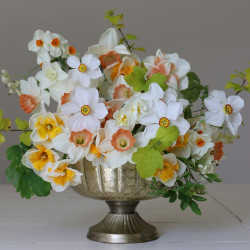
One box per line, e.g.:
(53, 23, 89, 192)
(72, 159, 159, 243)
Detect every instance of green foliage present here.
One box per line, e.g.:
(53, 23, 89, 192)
(5, 143, 52, 199)
(133, 147, 163, 178)
(181, 72, 208, 103)
(0, 133, 5, 145)
(19, 131, 32, 146)
(124, 66, 167, 92)
(132, 126, 179, 179)
(126, 33, 137, 40)
(104, 9, 123, 26)
(15, 118, 29, 130)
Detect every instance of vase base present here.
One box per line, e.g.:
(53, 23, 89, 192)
(87, 211, 159, 243)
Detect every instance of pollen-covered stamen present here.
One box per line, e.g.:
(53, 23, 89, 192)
(69, 130, 92, 147)
(40, 152, 48, 160)
(51, 38, 60, 47)
(78, 64, 87, 73)
(36, 39, 44, 47)
(159, 117, 170, 127)
(68, 46, 76, 55)
(19, 94, 38, 113)
(224, 104, 233, 114)
(196, 139, 205, 147)
(81, 105, 91, 116)
(111, 129, 135, 152)
(113, 84, 131, 99)
(46, 124, 53, 131)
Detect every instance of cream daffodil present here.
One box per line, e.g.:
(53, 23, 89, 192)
(28, 29, 49, 54)
(188, 131, 214, 159)
(29, 112, 67, 146)
(204, 90, 244, 135)
(67, 55, 102, 88)
(150, 153, 187, 187)
(88, 28, 130, 69)
(144, 49, 190, 91)
(35, 62, 68, 89)
(140, 100, 190, 139)
(61, 87, 108, 133)
(52, 128, 93, 164)
(41, 160, 82, 192)
(19, 77, 50, 113)
(99, 120, 149, 169)
(22, 144, 60, 175)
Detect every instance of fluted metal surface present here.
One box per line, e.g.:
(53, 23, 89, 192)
(72, 159, 156, 201)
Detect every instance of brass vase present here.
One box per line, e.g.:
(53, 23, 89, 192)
(72, 159, 159, 244)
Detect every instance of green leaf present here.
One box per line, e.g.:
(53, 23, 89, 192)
(132, 147, 163, 179)
(244, 68, 250, 83)
(3, 118, 11, 131)
(181, 72, 205, 103)
(180, 200, 189, 211)
(0, 133, 5, 145)
(225, 81, 241, 90)
(124, 66, 147, 92)
(169, 192, 177, 203)
(189, 200, 202, 215)
(146, 73, 168, 91)
(133, 47, 146, 52)
(15, 118, 29, 130)
(116, 24, 125, 29)
(193, 196, 207, 202)
(152, 126, 179, 151)
(183, 105, 192, 119)
(19, 131, 32, 146)
(5, 144, 52, 199)
(126, 33, 137, 40)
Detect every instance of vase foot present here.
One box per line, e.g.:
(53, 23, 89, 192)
(87, 201, 159, 244)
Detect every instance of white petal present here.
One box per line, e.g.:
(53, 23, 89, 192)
(99, 138, 114, 153)
(139, 112, 159, 125)
(205, 111, 225, 127)
(99, 28, 119, 49)
(61, 102, 80, 115)
(82, 115, 100, 133)
(86, 68, 102, 79)
(68, 113, 85, 132)
(153, 100, 168, 118)
(166, 102, 183, 121)
(227, 96, 244, 112)
(134, 132, 150, 148)
(114, 44, 130, 55)
(91, 103, 108, 119)
(78, 73, 90, 87)
(225, 113, 242, 135)
(67, 56, 80, 69)
(88, 44, 107, 56)
(178, 75, 189, 90)
(172, 117, 190, 135)
(143, 124, 159, 139)
(141, 83, 164, 101)
(177, 160, 187, 177)
(82, 54, 100, 69)
(204, 96, 224, 113)
(174, 58, 190, 78)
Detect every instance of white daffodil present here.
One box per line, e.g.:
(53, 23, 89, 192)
(62, 44, 79, 58)
(19, 77, 50, 113)
(149, 153, 187, 187)
(88, 28, 130, 69)
(61, 87, 108, 133)
(52, 128, 93, 164)
(44, 32, 68, 57)
(188, 131, 214, 159)
(22, 144, 60, 175)
(204, 90, 244, 135)
(29, 112, 68, 147)
(67, 55, 102, 88)
(140, 100, 190, 139)
(99, 120, 149, 169)
(28, 29, 49, 54)
(41, 159, 82, 192)
(143, 49, 190, 91)
(35, 62, 68, 89)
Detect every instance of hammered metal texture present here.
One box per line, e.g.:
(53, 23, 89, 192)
(72, 159, 157, 201)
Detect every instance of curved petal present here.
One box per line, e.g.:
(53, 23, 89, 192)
(178, 75, 189, 90)
(91, 103, 108, 119)
(153, 100, 168, 118)
(61, 102, 80, 115)
(205, 111, 225, 127)
(82, 115, 100, 133)
(68, 113, 85, 132)
(177, 160, 187, 177)
(174, 58, 190, 78)
(86, 68, 102, 79)
(204, 96, 224, 113)
(227, 96, 244, 112)
(139, 112, 159, 125)
(172, 117, 190, 135)
(88, 44, 107, 56)
(166, 102, 183, 121)
(67, 56, 80, 69)
(225, 112, 242, 135)
(82, 54, 100, 69)
(141, 82, 163, 101)
(114, 44, 130, 55)
(99, 28, 119, 49)
(133, 132, 150, 148)
(78, 73, 90, 87)
(143, 124, 159, 139)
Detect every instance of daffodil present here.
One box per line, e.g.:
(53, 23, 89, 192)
(88, 28, 130, 69)
(140, 100, 190, 139)
(67, 55, 102, 88)
(19, 77, 50, 113)
(22, 144, 60, 175)
(98, 120, 149, 169)
(151, 153, 187, 187)
(28, 29, 49, 54)
(35, 62, 68, 89)
(204, 90, 244, 135)
(29, 112, 67, 146)
(41, 160, 82, 192)
(144, 49, 190, 91)
(61, 87, 108, 133)
(52, 128, 93, 164)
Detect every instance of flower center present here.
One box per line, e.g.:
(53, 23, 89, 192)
(69, 130, 92, 147)
(119, 139, 127, 148)
(40, 152, 48, 160)
(68, 46, 76, 55)
(224, 104, 233, 114)
(81, 105, 91, 116)
(154, 161, 179, 182)
(45, 68, 57, 81)
(111, 129, 135, 152)
(47, 124, 53, 130)
(51, 38, 60, 47)
(159, 117, 170, 127)
(36, 39, 44, 47)
(196, 139, 205, 147)
(78, 64, 87, 73)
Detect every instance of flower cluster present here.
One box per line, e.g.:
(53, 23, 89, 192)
(1, 11, 247, 214)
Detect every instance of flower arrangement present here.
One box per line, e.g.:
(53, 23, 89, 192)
(1, 10, 249, 215)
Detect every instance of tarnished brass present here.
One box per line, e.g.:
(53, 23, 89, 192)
(72, 159, 159, 243)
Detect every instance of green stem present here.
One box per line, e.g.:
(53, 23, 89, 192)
(235, 79, 246, 95)
(118, 28, 132, 53)
(24, 65, 40, 79)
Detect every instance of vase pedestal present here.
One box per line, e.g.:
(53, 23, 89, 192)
(87, 201, 159, 244)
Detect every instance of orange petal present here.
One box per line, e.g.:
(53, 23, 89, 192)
(19, 94, 38, 113)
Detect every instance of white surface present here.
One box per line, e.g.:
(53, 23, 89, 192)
(0, 184, 250, 249)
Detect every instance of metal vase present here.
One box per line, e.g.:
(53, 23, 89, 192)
(72, 159, 159, 244)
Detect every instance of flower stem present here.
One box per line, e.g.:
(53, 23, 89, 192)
(118, 28, 132, 53)
(235, 79, 246, 95)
